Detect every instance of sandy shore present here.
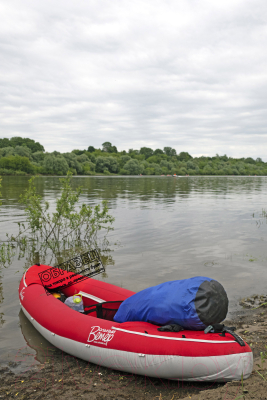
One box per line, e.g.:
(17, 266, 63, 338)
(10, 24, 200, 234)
(1, 302, 267, 400)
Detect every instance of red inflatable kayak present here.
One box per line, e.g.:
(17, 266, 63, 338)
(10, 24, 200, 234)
(19, 264, 253, 382)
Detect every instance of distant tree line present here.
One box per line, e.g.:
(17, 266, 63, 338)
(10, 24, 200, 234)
(0, 138, 266, 176)
(0, 137, 44, 153)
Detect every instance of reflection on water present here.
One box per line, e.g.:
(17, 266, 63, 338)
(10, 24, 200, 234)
(1, 176, 267, 368)
(0, 175, 265, 209)
(18, 310, 59, 365)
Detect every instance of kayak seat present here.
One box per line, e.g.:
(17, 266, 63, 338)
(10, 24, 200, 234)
(84, 301, 124, 321)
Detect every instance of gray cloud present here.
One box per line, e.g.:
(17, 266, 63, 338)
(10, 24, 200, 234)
(0, 0, 267, 159)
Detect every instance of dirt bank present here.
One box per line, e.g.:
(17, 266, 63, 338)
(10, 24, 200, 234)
(1, 302, 267, 400)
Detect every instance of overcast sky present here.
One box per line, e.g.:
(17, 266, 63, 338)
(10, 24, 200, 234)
(0, 0, 267, 159)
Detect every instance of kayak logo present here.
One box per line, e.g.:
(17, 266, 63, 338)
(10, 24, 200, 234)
(87, 326, 115, 346)
(38, 249, 105, 296)
(20, 287, 25, 300)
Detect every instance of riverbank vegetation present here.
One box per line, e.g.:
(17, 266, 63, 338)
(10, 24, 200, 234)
(0, 137, 266, 176)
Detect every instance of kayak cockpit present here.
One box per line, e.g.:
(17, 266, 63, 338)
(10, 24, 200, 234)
(48, 288, 124, 322)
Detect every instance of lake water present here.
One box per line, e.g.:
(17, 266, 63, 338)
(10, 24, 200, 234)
(0, 175, 267, 370)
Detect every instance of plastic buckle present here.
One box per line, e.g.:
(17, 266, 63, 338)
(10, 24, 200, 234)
(204, 325, 213, 334)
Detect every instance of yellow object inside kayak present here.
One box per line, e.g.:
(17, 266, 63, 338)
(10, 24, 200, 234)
(52, 293, 61, 299)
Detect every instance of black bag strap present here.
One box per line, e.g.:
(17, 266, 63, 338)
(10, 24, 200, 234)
(204, 323, 236, 333)
(158, 324, 184, 332)
(204, 324, 245, 346)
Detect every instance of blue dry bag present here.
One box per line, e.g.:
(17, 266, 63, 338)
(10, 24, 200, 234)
(113, 276, 228, 330)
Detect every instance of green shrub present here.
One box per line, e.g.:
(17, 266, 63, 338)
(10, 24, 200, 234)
(119, 168, 129, 175)
(0, 155, 35, 173)
(14, 170, 27, 176)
